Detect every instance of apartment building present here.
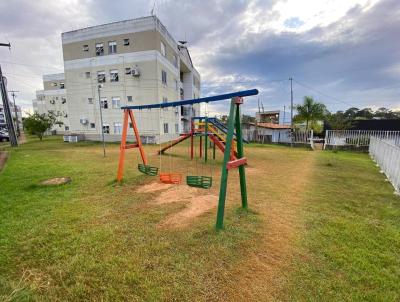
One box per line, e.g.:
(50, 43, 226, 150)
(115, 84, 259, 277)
(59, 16, 201, 143)
(32, 73, 69, 133)
(0, 102, 23, 133)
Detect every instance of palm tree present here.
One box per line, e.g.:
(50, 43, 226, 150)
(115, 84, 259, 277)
(294, 96, 326, 131)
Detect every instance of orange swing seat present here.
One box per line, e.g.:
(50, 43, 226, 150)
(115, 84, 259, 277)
(159, 173, 182, 184)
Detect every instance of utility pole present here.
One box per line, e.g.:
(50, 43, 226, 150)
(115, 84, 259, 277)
(98, 84, 106, 157)
(0, 42, 18, 147)
(289, 77, 293, 147)
(283, 105, 286, 125)
(9, 90, 20, 136)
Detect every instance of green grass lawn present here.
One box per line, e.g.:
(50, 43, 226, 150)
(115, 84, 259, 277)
(285, 151, 400, 301)
(0, 136, 399, 301)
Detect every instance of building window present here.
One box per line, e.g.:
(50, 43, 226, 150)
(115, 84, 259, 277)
(88, 97, 93, 104)
(112, 97, 120, 109)
(125, 67, 131, 75)
(90, 123, 95, 128)
(108, 41, 117, 54)
(100, 97, 108, 109)
(127, 96, 133, 102)
(163, 123, 169, 134)
(175, 123, 179, 133)
(123, 38, 130, 46)
(96, 43, 104, 56)
(161, 41, 166, 57)
(65, 126, 70, 131)
(83, 45, 89, 52)
(60, 82, 65, 89)
(110, 69, 119, 82)
(61, 97, 66, 104)
(161, 70, 167, 85)
(114, 122, 122, 134)
(97, 71, 106, 83)
(173, 55, 178, 67)
(85, 71, 91, 79)
(52, 82, 58, 87)
(103, 124, 110, 134)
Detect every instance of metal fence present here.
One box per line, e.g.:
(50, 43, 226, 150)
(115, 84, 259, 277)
(324, 130, 400, 150)
(369, 136, 400, 194)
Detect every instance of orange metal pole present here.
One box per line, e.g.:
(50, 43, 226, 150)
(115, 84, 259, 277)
(128, 109, 147, 165)
(190, 119, 194, 160)
(117, 109, 129, 181)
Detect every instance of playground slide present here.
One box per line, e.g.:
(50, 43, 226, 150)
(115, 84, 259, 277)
(208, 134, 237, 160)
(211, 118, 249, 144)
(158, 134, 191, 154)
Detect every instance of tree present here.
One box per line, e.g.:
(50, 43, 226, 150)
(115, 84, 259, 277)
(23, 112, 56, 141)
(242, 114, 256, 123)
(325, 110, 352, 130)
(355, 108, 373, 119)
(294, 96, 327, 131)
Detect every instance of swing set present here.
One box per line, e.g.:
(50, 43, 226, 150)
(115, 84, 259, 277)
(116, 89, 258, 229)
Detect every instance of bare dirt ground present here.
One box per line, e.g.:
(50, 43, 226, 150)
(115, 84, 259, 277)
(137, 182, 219, 228)
(40, 177, 71, 186)
(158, 194, 218, 228)
(136, 182, 172, 193)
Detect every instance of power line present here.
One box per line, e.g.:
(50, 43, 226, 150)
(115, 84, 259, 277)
(292, 78, 352, 107)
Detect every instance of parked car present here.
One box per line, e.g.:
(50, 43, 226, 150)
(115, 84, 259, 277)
(0, 130, 9, 142)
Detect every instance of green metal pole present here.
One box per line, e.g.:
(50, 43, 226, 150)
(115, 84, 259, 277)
(235, 103, 248, 209)
(216, 99, 237, 230)
(213, 141, 216, 159)
(205, 116, 208, 163)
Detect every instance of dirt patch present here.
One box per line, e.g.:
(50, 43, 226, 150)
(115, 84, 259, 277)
(155, 186, 199, 204)
(0, 151, 8, 172)
(136, 182, 172, 193)
(159, 194, 218, 228)
(40, 177, 71, 186)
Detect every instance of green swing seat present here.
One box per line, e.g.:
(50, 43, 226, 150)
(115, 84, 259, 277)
(186, 175, 212, 189)
(138, 164, 158, 176)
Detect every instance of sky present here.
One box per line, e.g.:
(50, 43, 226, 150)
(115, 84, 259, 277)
(0, 0, 399, 117)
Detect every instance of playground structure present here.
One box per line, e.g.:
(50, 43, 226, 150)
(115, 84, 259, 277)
(116, 89, 259, 229)
(158, 116, 250, 161)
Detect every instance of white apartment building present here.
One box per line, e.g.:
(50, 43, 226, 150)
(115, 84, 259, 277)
(59, 16, 200, 143)
(32, 73, 70, 133)
(0, 102, 23, 133)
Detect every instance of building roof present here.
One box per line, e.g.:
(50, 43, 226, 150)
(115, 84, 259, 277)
(258, 122, 291, 129)
(246, 122, 290, 129)
(43, 73, 64, 81)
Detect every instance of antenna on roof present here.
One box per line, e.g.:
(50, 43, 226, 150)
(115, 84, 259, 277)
(150, 0, 156, 16)
(258, 98, 260, 113)
(261, 101, 264, 113)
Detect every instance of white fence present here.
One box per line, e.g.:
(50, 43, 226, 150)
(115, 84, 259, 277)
(324, 130, 400, 149)
(243, 128, 313, 145)
(369, 136, 400, 194)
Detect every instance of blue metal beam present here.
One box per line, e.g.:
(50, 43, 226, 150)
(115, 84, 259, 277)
(121, 89, 258, 110)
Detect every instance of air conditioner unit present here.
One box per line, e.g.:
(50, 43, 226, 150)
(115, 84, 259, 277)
(131, 67, 140, 77)
(80, 118, 88, 125)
